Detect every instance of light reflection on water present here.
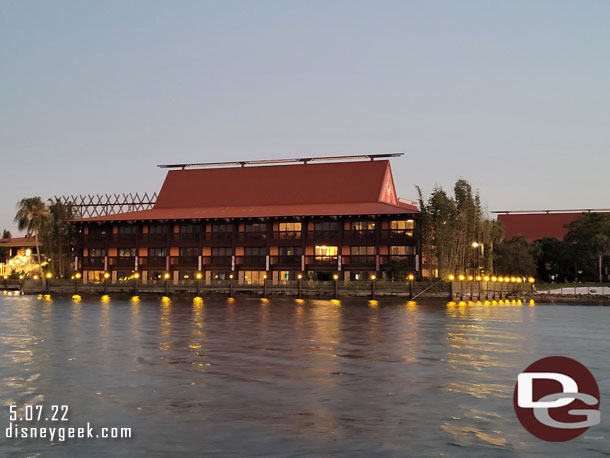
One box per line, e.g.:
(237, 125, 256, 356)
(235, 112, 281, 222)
(0, 295, 607, 457)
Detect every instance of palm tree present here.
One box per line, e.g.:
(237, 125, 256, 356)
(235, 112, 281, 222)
(14, 197, 48, 283)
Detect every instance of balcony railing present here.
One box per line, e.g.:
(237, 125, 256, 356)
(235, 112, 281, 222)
(306, 255, 338, 267)
(139, 256, 167, 268)
(306, 231, 340, 243)
(108, 256, 136, 268)
(236, 232, 267, 242)
(170, 233, 200, 246)
(271, 255, 301, 268)
(235, 256, 267, 268)
(110, 234, 137, 246)
(82, 257, 105, 269)
(271, 231, 302, 242)
(203, 256, 232, 268)
(380, 230, 414, 243)
(343, 255, 377, 267)
(140, 234, 169, 247)
(169, 256, 199, 268)
(343, 230, 376, 243)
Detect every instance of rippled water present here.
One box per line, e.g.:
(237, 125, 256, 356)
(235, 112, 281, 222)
(0, 293, 608, 457)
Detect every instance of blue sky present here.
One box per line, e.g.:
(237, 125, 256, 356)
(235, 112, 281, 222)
(1, 0, 609, 232)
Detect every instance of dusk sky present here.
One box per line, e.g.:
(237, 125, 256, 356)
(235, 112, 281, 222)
(2, 0, 609, 232)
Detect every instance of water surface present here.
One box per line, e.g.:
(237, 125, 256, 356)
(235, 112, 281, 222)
(0, 293, 608, 457)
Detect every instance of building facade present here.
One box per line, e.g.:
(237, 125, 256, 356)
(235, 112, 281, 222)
(74, 156, 420, 285)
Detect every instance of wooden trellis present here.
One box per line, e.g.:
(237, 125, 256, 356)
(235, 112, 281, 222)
(55, 192, 158, 218)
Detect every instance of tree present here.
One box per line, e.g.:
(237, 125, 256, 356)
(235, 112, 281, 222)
(44, 199, 78, 278)
(494, 235, 537, 276)
(0, 229, 11, 261)
(14, 197, 48, 282)
(564, 212, 610, 282)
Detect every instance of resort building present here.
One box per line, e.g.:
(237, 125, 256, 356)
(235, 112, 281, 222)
(74, 155, 420, 285)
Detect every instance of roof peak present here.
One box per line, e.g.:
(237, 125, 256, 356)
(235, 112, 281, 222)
(157, 152, 403, 170)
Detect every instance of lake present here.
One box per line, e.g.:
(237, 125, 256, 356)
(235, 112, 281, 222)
(0, 293, 608, 457)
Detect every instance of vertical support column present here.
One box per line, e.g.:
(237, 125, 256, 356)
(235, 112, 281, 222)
(173, 271, 179, 286)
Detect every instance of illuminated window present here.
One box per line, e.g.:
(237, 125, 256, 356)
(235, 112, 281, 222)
(390, 220, 414, 230)
(118, 248, 136, 257)
(278, 222, 301, 239)
(314, 246, 338, 262)
(350, 221, 376, 231)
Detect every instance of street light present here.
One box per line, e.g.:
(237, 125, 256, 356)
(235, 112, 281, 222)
(46, 272, 53, 294)
(195, 272, 202, 296)
(370, 274, 376, 298)
(297, 274, 303, 298)
(164, 272, 170, 295)
(74, 272, 81, 294)
(103, 272, 110, 294)
(408, 274, 415, 299)
(333, 273, 339, 298)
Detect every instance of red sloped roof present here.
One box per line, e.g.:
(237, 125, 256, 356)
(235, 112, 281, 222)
(0, 236, 39, 248)
(497, 212, 583, 242)
(75, 160, 418, 222)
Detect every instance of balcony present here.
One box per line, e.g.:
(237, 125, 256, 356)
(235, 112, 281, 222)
(203, 232, 233, 245)
(235, 256, 267, 268)
(109, 234, 137, 247)
(306, 231, 340, 244)
(203, 256, 232, 268)
(235, 232, 267, 246)
(139, 256, 167, 268)
(344, 230, 376, 244)
(343, 255, 377, 268)
(170, 256, 199, 268)
(108, 256, 136, 269)
(380, 229, 414, 244)
(82, 257, 105, 269)
(140, 233, 169, 247)
(270, 231, 302, 244)
(79, 234, 107, 248)
(169, 233, 200, 247)
(305, 255, 338, 269)
(271, 255, 301, 269)
(380, 255, 416, 269)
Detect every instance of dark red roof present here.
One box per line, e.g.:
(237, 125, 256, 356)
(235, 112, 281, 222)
(497, 213, 583, 242)
(0, 236, 39, 248)
(76, 160, 418, 222)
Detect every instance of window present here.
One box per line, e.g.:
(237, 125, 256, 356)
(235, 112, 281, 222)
(278, 222, 301, 239)
(117, 225, 137, 234)
(179, 247, 199, 256)
(89, 248, 106, 257)
(118, 248, 136, 257)
(89, 226, 108, 236)
(212, 223, 233, 232)
(148, 248, 167, 257)
(279, 246, 302, 256)
(242, 271, 266, 285)
(212, 247, 233, 257)
(351, 221, 376, 231)
(390, 220, 414, 230)
(313, 221, 338, 231)
(244, 223, 266, 232)
(350, 246, 375, 256)
(314, 245, 338, 262)
(244, 247, 266, 257)
(390, 246, 415, 256)
(149, 224, 169, 234)
(179, 224, 199, 233)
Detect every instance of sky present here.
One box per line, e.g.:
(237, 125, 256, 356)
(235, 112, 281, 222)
(1, 0, 609, 233)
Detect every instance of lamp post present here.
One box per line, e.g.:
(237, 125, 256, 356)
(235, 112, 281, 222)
(74, 272, 81, 295)
(333, 273, 339, 299)
(103, 272, 110, 294)
(134, 272, 140, 295)
(297, 274, 302, 298)
(263, 273, 268, 297)
(46, 272, 53, 294)
(458, 275, 465, 300)
(370, 274, 376, 299)
(408, 273, 415, 299)
(229, 273, 234, 297)
(195, 272, 202, 296)
(164, 272, 170, 296)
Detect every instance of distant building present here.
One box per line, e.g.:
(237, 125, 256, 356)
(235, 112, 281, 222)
(496, 210, 610, 242)
(73, 155, 421, 284)
(0, 236, 39, 277)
